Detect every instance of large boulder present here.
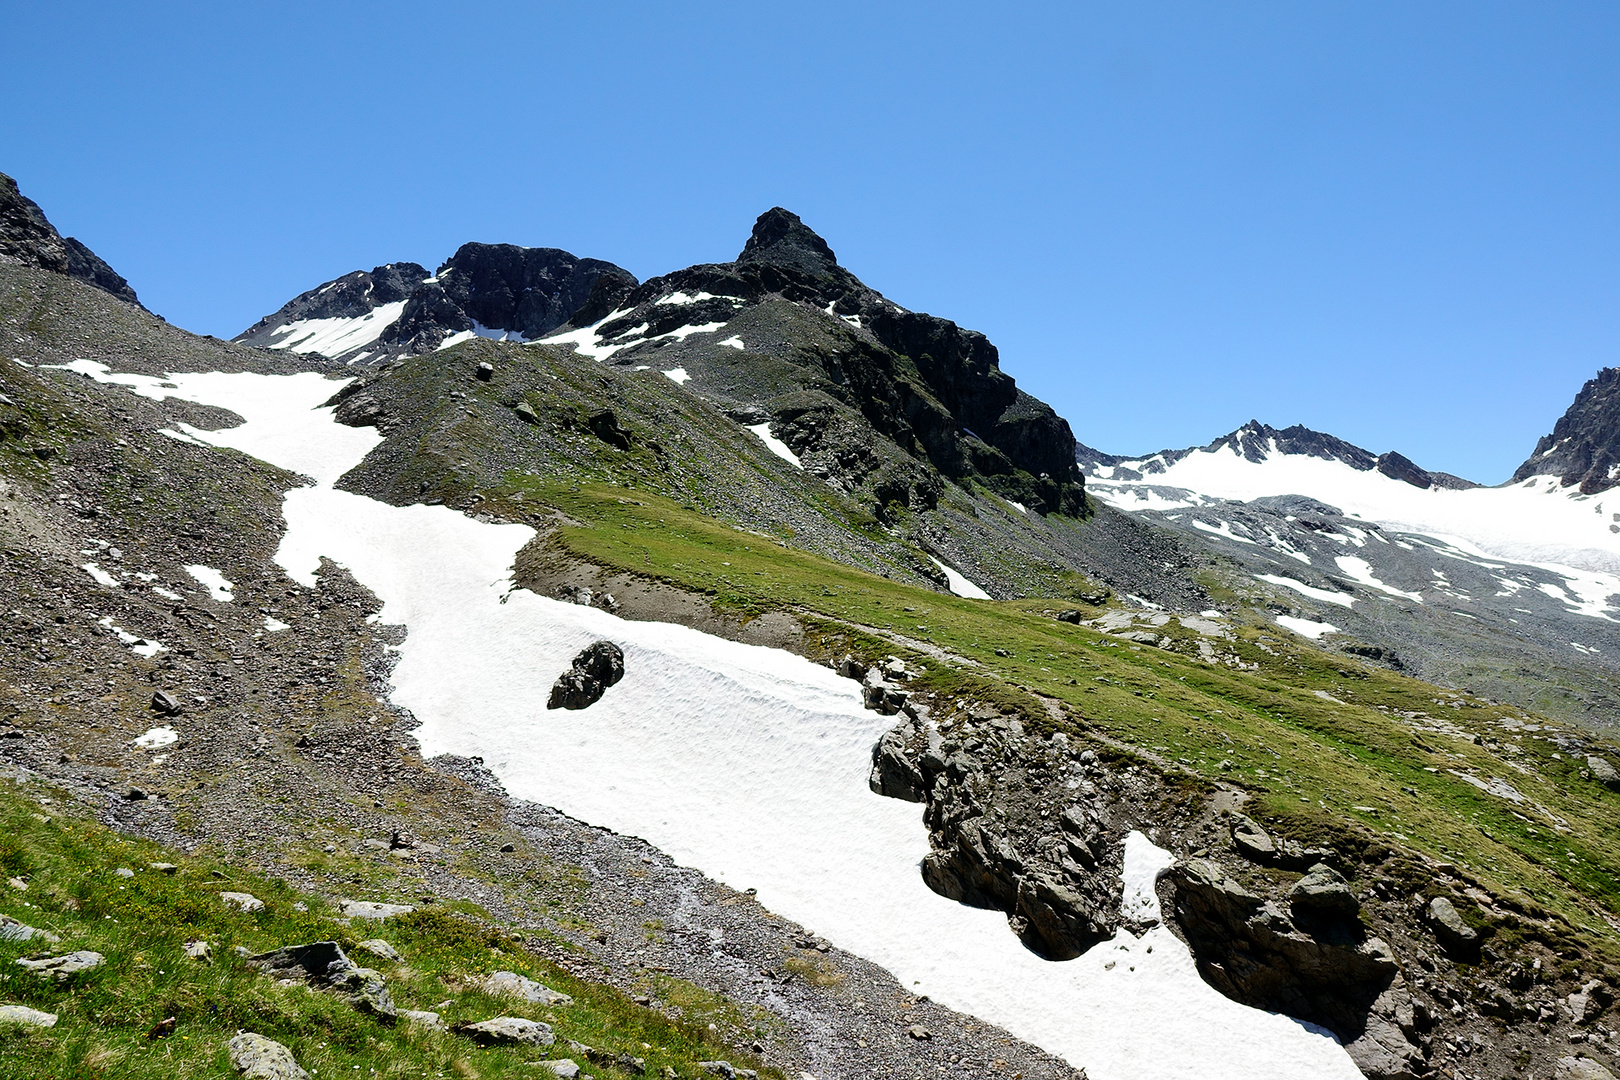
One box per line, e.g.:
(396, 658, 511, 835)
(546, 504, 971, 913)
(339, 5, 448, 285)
(1425, 896, 1479, 958)
(459, 1016, 556, 1047)
(868, 725, 926, 802)
(249, 941, 396, 1020)
(1163, 858, 1420, 1078)
(547, 641, 625, 710)
(16, 950, 103, 980)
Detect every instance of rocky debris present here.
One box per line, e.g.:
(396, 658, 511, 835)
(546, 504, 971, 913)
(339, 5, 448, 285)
(228, 1032, 311, 1080)
(339, 899, 414, 919)
(0, 914, 59, 943)
(1161, 858, 1422, 1080)
(1559, 1056, 1620, 1080)
(248, 941, 396, 1020)
(151, 689, 181, 715)
(355, 939, 402, 963)
(16, 950, 104, 980)
(458, 1015, 556, 1047)
(221, 890, 264, 913)
(183, 939, 214, 963)
(547, 641, 625, 710)
(699, 1063, 758, 1079)
(482, 969, 573, 1005)
(1588, 755, 1620, 789)
(1425, 896, 1479, 957)
(0, 1003, 57, 1027)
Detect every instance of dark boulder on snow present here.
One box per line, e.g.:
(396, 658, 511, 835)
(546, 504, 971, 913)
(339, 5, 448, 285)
(546, 641, 625, 710)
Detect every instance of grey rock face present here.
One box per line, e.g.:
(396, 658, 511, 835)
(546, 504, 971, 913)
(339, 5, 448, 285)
(220, 891, 264, 912)
(248, 940, 395, 1019)
(228, 1032, 310, 1080)
(547, 640, 625, 710)
(0, 1004, 57, 1026)
(0, 914, 59, 943)
(1588, 755, 1620, 789)
(482, 970, 573, 1006)
(400, 1008, 446, 1031)
(1559, 1056, 1620, 1080)
(458, 1015, 556, 1046)
(16, 950, 104, 980)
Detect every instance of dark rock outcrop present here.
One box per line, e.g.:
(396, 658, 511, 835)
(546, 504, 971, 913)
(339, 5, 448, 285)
(248, 941, 396, 1020)
(1161, 858, 1424, 1080)
(547, 641, 625, 710)
(235, 245, 636, 361)
(1512, 367, 1620, 494)
(0, 171, 142, 306)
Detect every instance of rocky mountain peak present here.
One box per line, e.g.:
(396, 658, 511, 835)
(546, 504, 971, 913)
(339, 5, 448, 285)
(736, 207, 839, 277)
(1511, 367, 1620, 494)
(0, 171, 142, 308)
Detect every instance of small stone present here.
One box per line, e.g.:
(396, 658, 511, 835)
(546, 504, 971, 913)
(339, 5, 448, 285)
(17, 950, 104, 980)
(907, 1024, 932, 1040)
(355, 939, 403, 963)
(183, 940, 213, 963)
(476, 362, 494, 381)
(4, 877, 24, 891)
(460, 1016, 556, 1047)
(1426, 896, 1479, 954)
(515, 402, 540, 425)
(500, 842, 516, 853)
(1229, 814, 1277, 862)
(115, 867, 135, 878)
(401, 1009, 446, 1031)
(339, 899, 414, 919)
(0, 1004, 57, 1027)
(228, 1032, 311, 1080)
(536, 1061, 580, 1079)
(150, 862, 179, 875)
(1289, 862, 1360, 920)
(150, 690, 181, 715)
(483, 970, 573, 1006)
(221, 891, 265, 913)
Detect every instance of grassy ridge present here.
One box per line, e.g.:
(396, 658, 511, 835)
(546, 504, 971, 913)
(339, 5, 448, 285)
(0, 778, 779, 1079)
(497, 479, 1620, 964)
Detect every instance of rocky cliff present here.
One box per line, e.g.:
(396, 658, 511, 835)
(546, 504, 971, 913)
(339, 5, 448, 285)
(1512, 367, 1620, 494)
(0, 171, 142, 307)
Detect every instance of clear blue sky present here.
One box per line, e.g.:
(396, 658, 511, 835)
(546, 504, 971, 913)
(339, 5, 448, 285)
(4, 2, 1617, 484)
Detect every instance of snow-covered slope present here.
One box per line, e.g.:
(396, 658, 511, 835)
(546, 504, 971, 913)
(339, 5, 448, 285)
(61, 358, 1359, 1080)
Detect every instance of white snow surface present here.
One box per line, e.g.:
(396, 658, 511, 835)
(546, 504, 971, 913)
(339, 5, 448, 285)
(661, 367, 690, 385)
(81, 562, 118, 587)
(185, 564, 234, 602)
(65, 360, 1359, 1080)
(718, 335, 746, 350)
(928, 557, 993, 600)
(1333, 556, 1423, 603)
(133, 726, 178, 749)
(1087, 443, 1620, 618)
(262, 301, 406, 358)
(744, 423, 801, 469)
(1255, 574, 1356, 609)
(1275, 615, 1340, 640)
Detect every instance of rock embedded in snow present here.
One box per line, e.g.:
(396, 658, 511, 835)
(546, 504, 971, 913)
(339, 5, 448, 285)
(228, 1032, 310, 1080)
(547, 640, 625, 710)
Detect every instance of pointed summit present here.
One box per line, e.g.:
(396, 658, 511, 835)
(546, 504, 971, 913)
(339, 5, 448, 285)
(736, 207, 839, 277)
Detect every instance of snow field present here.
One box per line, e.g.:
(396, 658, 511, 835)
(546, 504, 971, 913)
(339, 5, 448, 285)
(262, 301, 407, 358)
(744, 422, 802, 468)
(927, 556, 992, 600)
(63, 361, 1359, 1080)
